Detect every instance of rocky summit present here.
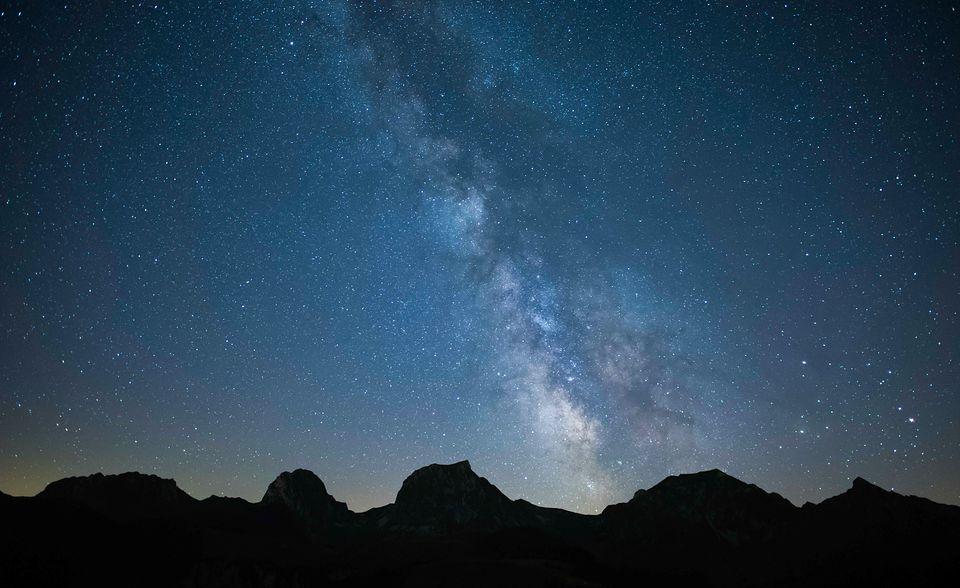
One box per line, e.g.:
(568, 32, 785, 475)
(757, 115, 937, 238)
(37, 471, 194, 521)
(262, 468, 351, 526)
(368, 460, 532, 532)
(600, 468, 797, 549)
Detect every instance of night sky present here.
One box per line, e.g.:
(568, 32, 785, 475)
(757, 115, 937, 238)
(1, 1, 958, 514)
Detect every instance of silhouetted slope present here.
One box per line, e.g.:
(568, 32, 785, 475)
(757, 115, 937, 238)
(514, 498, 598, 536)
(808, 476, 960, 530)
(600, 469, 796, 550)
(193, 494, 308, 541)
(763, 477, 960, 586)
(1, 464, 958, 587)
(37, 471, 195, 521)
(798, 476, 960, 550)
(262, 468, 352, 528)
(1, 488, 197, 587)
(368, 460, 532, 533)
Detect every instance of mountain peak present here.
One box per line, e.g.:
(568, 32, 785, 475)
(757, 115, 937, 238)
(604, 468, 796, 547)
(851, 476, 881, 492)
(413, 459, 473, 474)
(395, 460, 489, 506)
(636, 468, 780, 503)
(384, 460, 525, 531)
(814, 476, 894, 507)
(37, 471, 194, 520)
(406, 460, 474, 477)
(262, 468, 350, 523)
(265, 468, 330, 495)
(682, 468, 734, 482)
(654, 468, 735, 485)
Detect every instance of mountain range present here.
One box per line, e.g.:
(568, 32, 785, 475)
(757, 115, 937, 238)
(2, 460, 957, 586)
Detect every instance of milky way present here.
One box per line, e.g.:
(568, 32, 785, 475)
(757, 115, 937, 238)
(1, 1, 958, 512)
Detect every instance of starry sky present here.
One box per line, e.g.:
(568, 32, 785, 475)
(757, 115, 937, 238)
(1, 1, 958, 513)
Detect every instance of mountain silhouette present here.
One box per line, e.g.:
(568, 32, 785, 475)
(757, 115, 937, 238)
(1, 461, 957, 587)
(600, 468, 796, 550)
(365, 460, 538, 533)
(262, 468, 352, 530)
(37, 471, 195, 521)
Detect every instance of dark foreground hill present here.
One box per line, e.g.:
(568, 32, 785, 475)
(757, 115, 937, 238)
(1, 461, 958, 587)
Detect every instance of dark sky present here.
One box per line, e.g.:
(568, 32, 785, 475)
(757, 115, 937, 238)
(1, 1, 958, 513)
